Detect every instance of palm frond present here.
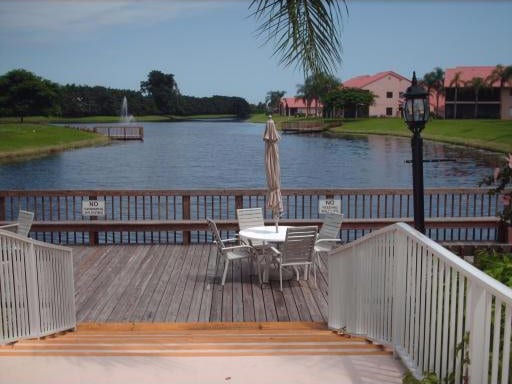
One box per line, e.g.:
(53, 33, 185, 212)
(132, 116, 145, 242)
(250, 0, 347, 76)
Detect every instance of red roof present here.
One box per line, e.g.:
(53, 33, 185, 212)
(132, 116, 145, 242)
(280, 97, 322, 108)
(343, 71, 410, 88)
(444, 66, 500, 87)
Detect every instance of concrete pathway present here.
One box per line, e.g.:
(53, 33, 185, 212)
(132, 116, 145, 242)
(0, 355, 404, 384)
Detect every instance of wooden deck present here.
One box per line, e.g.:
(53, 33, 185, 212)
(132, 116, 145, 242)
(73, 245, 328, 323)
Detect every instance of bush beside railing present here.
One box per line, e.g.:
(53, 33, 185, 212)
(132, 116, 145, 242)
(0, 229, 75, 344)
(329, 222, 512, 383)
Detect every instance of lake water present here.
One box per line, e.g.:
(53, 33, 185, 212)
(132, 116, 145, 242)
(0, 121, 501, 190)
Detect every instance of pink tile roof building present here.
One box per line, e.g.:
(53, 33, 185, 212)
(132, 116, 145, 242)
(343, 71, 410, 117)
(444, 65, 511, 119)
(279, 97, 323, 117)
(444, 66, 500, 87)
(343, 71, 410, 89)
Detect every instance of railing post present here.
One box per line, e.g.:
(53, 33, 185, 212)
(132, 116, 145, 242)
(467, 281, 488, 383)
(0, 195, 5, 221)
(88, 196, 99, 246)
(182, 195, 191, 245)
(392, 230, 408, 354)
(497, 219, 507, 242)
(328, 250, 343, 330)
(346, 247, 357, 333)
(235, 195, 243, 212)
(25, 242, 41, 338)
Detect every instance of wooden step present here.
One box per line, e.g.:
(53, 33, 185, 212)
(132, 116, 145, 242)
(0, 322, 392, 358)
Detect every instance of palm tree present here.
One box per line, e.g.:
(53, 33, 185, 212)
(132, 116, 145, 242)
(296, 72, 340, 116)
(487, 64, 512, 118)
(249, 0, 348, 76)
(466, 77, 487, 118)
(431, 67, 444, 118)
(265, 90, 286, 113)
(296, 82, 314, 116)
(421, 72, 436, 116)
(421, 68, 444, 117)
(449, 71, 463, 119)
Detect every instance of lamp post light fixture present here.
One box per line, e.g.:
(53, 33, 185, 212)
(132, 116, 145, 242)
(403, 71, 430, 234)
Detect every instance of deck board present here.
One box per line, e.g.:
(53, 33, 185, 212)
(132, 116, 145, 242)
(72, 244, 329, 323)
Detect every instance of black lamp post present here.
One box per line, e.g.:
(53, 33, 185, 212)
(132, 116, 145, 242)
(403, 71, 430, 234)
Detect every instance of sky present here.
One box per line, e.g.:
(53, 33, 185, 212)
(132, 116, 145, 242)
(0, 0, 511, 104)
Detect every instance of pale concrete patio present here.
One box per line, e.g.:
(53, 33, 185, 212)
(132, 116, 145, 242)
(0, 355, 405, 384)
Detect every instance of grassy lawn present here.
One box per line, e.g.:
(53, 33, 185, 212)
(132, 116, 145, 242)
(0, 123, 109, 162)
(329, 118, 512, 153)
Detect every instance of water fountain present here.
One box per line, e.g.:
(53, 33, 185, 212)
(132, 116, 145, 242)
(120, 96, 135, 123)
(93, 96, 143, 140)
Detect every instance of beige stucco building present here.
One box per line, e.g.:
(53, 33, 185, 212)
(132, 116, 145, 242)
(502, 88, 512, 120)
(343, 71, 411, 117)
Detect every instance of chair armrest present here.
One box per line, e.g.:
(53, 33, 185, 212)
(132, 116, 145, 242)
(315, 238, 343, 245)
(0, 223, 18, 233)
(213, 237, 239, 246)
(268, 246, 281, 256)
(223, 244, 254, 252)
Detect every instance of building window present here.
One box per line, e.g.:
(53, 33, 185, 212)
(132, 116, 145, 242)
(386, 107, 393, 116)
(386, 91, 393, 98)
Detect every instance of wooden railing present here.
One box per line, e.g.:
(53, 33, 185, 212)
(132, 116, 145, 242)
(93, 126, 144, 141)
(328, 223, 512, 383)
(0, 188, 503, 245)
(0, 229, 75, 344)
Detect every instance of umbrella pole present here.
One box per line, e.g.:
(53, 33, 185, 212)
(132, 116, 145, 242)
(274, 212, 279, 233)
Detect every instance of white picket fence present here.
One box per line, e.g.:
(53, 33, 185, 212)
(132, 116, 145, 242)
(0, 229, 75, 344)
(329, 222, 512, 384)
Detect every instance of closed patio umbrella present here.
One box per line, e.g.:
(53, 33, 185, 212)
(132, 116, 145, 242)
(263, 115, 283, 232)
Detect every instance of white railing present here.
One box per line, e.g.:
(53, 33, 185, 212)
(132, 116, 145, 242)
(329, 222, 512, 383)
(0, 229, 75, 344)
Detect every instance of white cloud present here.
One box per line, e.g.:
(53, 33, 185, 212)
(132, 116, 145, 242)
(0, 0, 221, 35)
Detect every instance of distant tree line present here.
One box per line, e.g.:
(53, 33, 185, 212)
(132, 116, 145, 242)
(0, 69, 251, 122)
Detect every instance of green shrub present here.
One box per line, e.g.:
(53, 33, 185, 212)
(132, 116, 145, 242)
(475, 249, 512, 287)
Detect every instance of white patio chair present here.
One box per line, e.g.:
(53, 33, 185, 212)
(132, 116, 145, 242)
(268, 226, 318, 291)
(236, 208, 265, 244)
(207, 218, 260, 286)
(315, 213, 343, 269)
(0, 210, 34, 237)
(236, 207, 270, 264)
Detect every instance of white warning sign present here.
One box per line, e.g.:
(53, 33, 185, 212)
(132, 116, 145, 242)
(82, 200, 105, 217)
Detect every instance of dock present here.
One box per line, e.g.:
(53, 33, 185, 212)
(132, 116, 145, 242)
(281, 121, 325, 133)
(93, 125, 144, 141)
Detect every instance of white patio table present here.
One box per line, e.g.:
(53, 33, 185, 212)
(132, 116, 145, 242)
(239, 225, 292, 283)
(239, 225, 289, 244)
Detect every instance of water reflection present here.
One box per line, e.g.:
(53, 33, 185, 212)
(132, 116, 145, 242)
(0, 121, 501, 190)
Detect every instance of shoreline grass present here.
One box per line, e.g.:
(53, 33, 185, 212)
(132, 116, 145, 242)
(328, 118, 512, 154)
(249, 114, 512, 153)
(0, 123, 110, 163)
